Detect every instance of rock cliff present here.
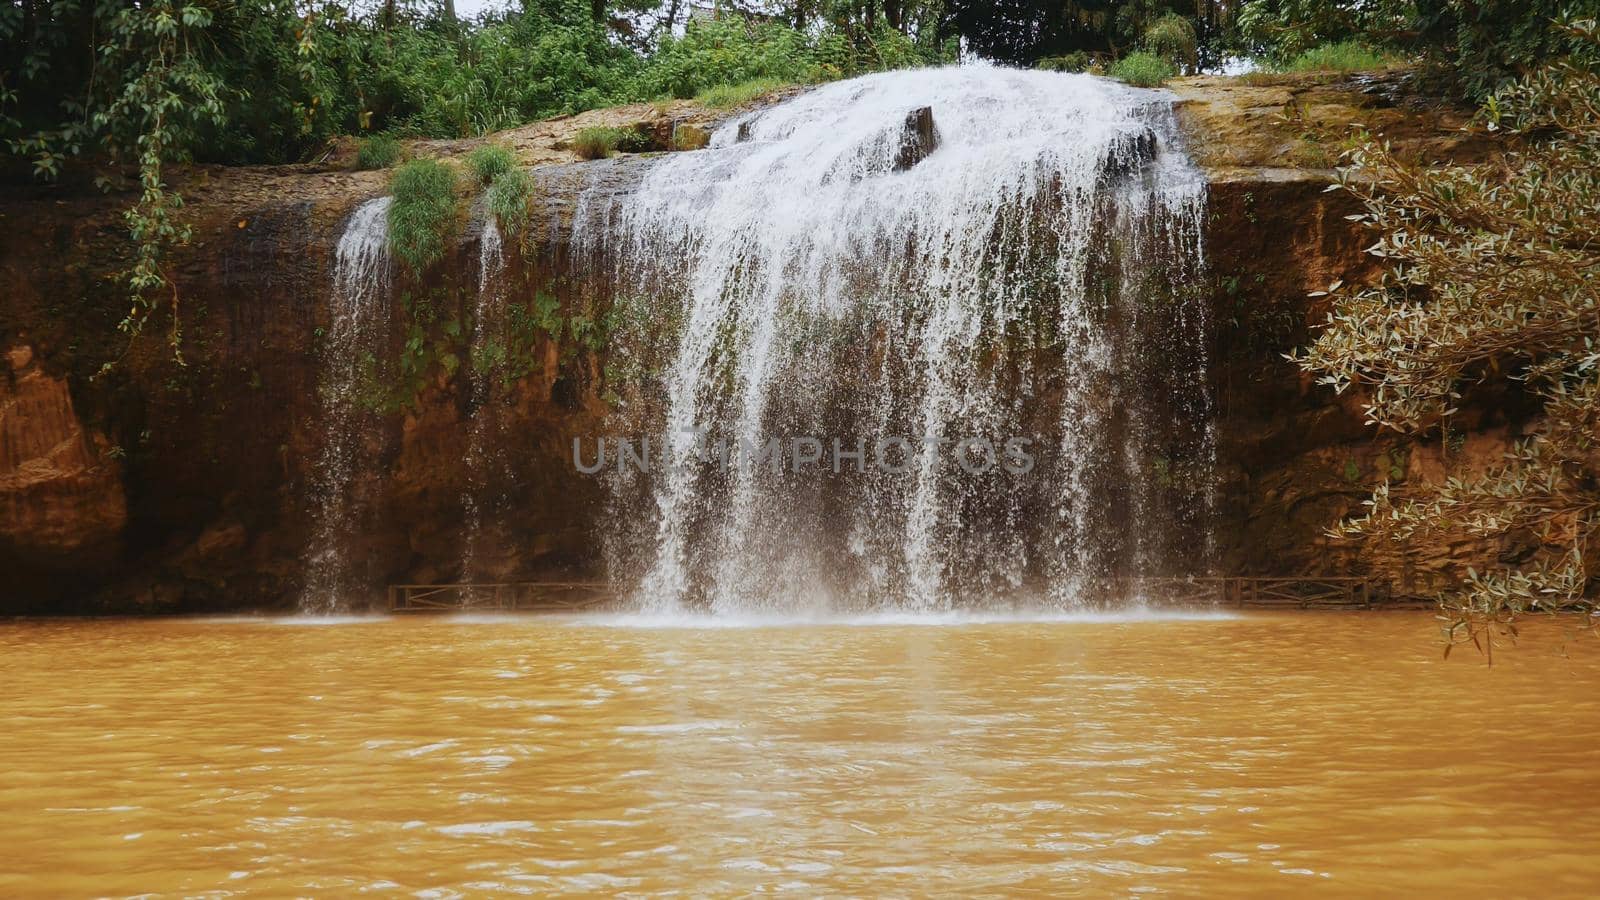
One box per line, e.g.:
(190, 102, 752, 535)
(0, 72, 1506, 612)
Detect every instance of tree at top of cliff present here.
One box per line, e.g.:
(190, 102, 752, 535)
(1296, 17, 1600, 650)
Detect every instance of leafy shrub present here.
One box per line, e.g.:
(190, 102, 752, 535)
(1281, 41, 1398, 73)
(695, 78, 792, 109)
(638, 19, 813, 100)
(465, 143, 515, 184)
(1142, 14, 1198, 73)
(356, 134, 402, 170)
(1235, 0, 1582, 99)
(1295, 25, 1600, 639)
(387, 159, 459, 275)
(1108, 52, 1175, 87)
(1035, 52, 1091, 73)
(486, 167, 533, 237)
(1434, 0, 1594, 100)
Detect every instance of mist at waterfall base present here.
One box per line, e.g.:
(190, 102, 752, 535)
(303, 66, 1212, 616)
(580, 66, 1212, 616)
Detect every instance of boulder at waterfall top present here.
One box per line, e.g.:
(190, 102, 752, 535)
(0, 69, 1496, 614)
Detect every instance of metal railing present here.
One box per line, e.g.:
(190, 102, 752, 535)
(1121, 576, 1397, 609)
(388, 576, 1405, 612)
(388, 581, 612, 612)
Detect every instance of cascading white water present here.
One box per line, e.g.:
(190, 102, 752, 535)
(461, 216, 507, 582)
(302, 197, 392, 612)
(581, 66, 1211, 614)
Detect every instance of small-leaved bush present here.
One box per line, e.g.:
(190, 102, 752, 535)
(1142, 14, 1198, 73)
(1295, 20, 1600, 645)
(466, 143, 515, 184)
(357, 134, 402, 170)
(1108, 52, 1175, 87)
(388, 159, 459, 275)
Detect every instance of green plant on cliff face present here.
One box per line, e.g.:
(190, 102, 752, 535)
(355, 289, 465, 413)
(356, 134, 402, 170)
(465, 143, 515, 184)
(387, 159, 459, 275)
(1294, 22, 1600, 650)
(486, 166, 533, 238)
(13, 2, 233, 370)
(472, 291, 564, 387)
(571, 125, 650, 160)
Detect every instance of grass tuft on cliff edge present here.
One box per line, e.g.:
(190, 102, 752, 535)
(695, 77, 792, 109)
(487, 167, 534, 238)
(388, 159, 459, 275)
(466, 143, 516, 184)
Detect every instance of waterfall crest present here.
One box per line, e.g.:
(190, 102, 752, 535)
(582, 66, 1212, 614)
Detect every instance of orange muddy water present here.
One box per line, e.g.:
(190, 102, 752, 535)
(2, 611, 1597, 896)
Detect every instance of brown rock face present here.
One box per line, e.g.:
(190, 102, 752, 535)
(0, 72, 1507, 612)
(0, 344, 126, 604)
(1179, 72, 1519, 591)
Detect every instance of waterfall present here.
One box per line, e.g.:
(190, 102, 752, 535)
(461, 216, 507, 583)
(583, 66, 1211, 614)
(302, 197, 392, 612)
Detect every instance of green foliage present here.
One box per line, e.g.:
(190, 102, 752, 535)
(387, 159, 459, 275)
(1035, 52, 1092, 73)
(1142, 13, 1198, 73)
(1108, 52, 1176, 87)
(1235, 0, 1412, 62)
(357, 288, 465, 413)
(466, 143, 515, 184)
(1234, 0, 1589, 98)
(1281, 40, 1398, 72)
(637, 17, 949, 101)
(950, 0, 1230, 70)
(1294, 20, 1600, 639)
(1, 2, 230, 367)
(640, 18, 812, 99)
(356, 134, 402, 170)
(486, 166, 534, 237)
(472, 291, 566, 387)
(695, 78, 792, 109)
(1424, 0, 1598, 100)
(2, 1, 955, 363)
(571, 125, 647, 159)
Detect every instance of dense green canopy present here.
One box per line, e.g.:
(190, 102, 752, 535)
(4, 0, 1571, 175)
